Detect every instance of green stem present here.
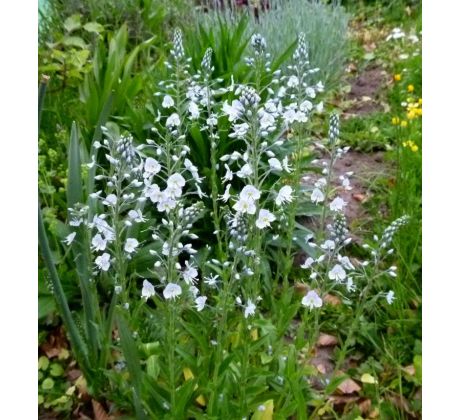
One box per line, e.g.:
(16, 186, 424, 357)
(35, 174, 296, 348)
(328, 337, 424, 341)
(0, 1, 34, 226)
(38, 204, 92, 380)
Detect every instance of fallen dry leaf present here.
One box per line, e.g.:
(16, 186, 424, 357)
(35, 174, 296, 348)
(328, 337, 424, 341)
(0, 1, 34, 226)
(92, 400, 111, 420)
(329, 395, 360, 406)
(337, 378, 362, 394)
(352, 193, 367, 202)
(67, 368, 82, 382)
(317, 333, 339, 347)
(358, 398, 372, 414)
(402, 365, 416, 376)
(324, 294, 342, 306)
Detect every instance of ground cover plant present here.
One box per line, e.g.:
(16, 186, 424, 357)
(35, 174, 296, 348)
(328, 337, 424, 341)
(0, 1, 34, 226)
(38, 1, 422, 418)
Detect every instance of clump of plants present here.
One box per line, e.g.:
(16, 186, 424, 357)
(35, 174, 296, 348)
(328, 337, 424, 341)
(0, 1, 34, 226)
(39, 29, 408, 418)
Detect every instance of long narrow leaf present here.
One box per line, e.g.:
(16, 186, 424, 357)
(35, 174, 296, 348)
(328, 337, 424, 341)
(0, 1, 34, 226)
(38, 204, 91, 378)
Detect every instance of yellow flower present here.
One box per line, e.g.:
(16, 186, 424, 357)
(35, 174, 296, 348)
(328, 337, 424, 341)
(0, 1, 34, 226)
(402, 141, 407, 147)
(418, 98, 422, 105)
(407, 110, 417, 120)
(407, 84, 415, 92)
(392, 116, 400, 125)
(394, 74, 402, 81)
(411, 145, 419, 152)
(401, 120, 408, 127)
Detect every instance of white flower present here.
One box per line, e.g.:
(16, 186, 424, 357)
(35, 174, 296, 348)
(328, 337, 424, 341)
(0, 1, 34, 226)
(338, 255, 354, 270)
(305, 87, 316, 98)
(188, 101, 200, 119)
(282, 156, 292, 173)
(236, 163, 253, 179)
(207, 115, 218, 126)
(340, 176, 352, 190)
(244, 299, 256, 318)
(162, 95, 174, 108)
(144, 158, 161, 176)
(240, 185, 261, 201)
(386, 290, 395, 304)
(204, 274, 219, 287)
(222, 100, 244, 122)
(189, 286, 199, 297)
(259, 111, 275, 130)
(70, 218, 83, 227)
(328, 264, 347, 282)
(222, 164, 233, 182)
(301, 290, 323, 309)
(330, 197, 347, 212)
(141, 280, 155, 299)
(163, 283, 182, 300)
(157, 196, 177, 212)
(346, 277, 356, 292)
(128, 209, 145, 223)
(63, 232, 76, 246)
(92, 233, 107, 251)
(162, 242, 180, 257)
(103, 194, 117, 206)
(268, 158, 282, 171)
(300, 100, 313, 112)
(283, 108, 297, 124)
(316, 101, 324, 113)
(311, 188, 325, 204)
(321, 240, 335, 251)
(230, 122, 250, 139)
(256, 209, 276, 229)
(287, 75, 299, 88)
(166, 113, 180, 129)
(275, 185, 293, 206)
(167, 173, 186, 197)
(300, 257, 315, 269)
(124, 238, 139, 254)
(167, 173, 186, 189)
(145, 184, 162, 203)
(233, 198, 256, 215)
(386, 27, 405, 41)
(195, 296, 207, 311)
(220, 184, 232, 202)
(295, 111, 308, 123)
(95, 253, 111, 271)
(182, 261, 198, 285)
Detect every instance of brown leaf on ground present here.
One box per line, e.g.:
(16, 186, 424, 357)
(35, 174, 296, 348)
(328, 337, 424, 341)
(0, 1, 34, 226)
(92, 400, 111, 420)
(40, 326, 69, 359)
(402, 365, 416, 376)
(359, 398, 372, 414)
(324, 294, 342, 306)
(329, 395, 360, 405)
(337, 378, 362, 394)
(388, 393, 416, 417)
(317, 333, 339, 347)
(352, 193, 367, 202)
(67, 368, 82, 382)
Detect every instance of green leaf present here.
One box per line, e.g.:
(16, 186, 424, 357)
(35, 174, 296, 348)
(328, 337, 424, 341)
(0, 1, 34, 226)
(251, 399, 274, 419)
(38, 356, 49, 371)
(67, 122, 83, 208)
(117, 311, 143, 391)
(83, 22, 105, 34)
(42, 378, 55, 390)
(146, 355, 160, 380)
(64, 14, 81, 33)
(38, 296, 56, 319)
(414, 355, 422, 383)
(50, 363, 65, 377)
(62, 36, 87, 49)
